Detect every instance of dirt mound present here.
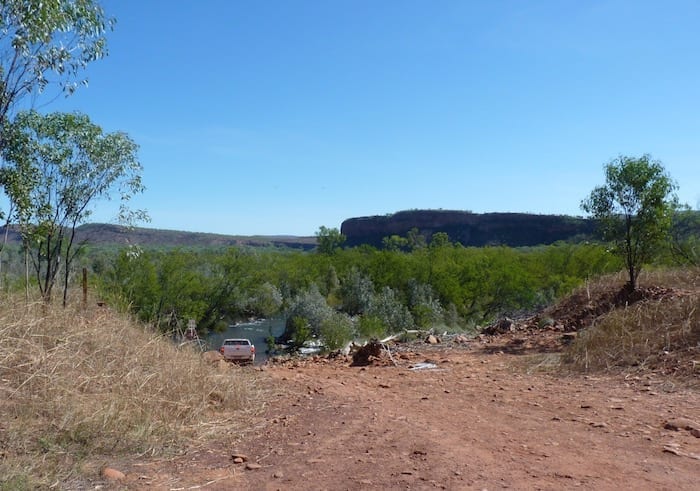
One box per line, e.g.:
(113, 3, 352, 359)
(544, 284, 683, 332)
(482, 284, 690, 336)
(478, 281, 698, 376)
(350, 340, 384, 366)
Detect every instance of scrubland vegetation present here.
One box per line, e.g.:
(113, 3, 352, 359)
(91, 240, 623, 344)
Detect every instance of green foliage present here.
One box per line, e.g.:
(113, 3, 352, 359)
(0, 0, 112, 124)
(429, 232, 451, 248)
(581, 154, 678, 290)
(0, 110, 144, 304)
(288, 316, 312, 347)
(319, 312, 354, 351)
(406, 227, 427, 251)
(382, 234, 408, 252)
(315, 225, 346, 254)
(339, 267, 374, 315)
(265, 335, 277, 353)
(357, 315, 387, 339)
(669, 208, 700, 266)
(408, 280, 444, 328)
(250, 282, 283, 318)
(93, 238, 623, 341)
(367, 285, 415, 332)
(284, 284, 334, 338)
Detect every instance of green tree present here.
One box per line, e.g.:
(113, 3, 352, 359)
(0, 0, 112, 133)
(581, 154, 678, 291)
(429, 232, 451, 248)
(315, 225, 346, 254)
(406, 227, 426, 251)
(382, 234, 408, 252)
(1, 111, 145, 304)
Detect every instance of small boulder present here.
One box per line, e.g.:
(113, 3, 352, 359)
(101, 467, 125, 481)
(664, 418, 699, 432)
(231, 452, 248, 463)
(425, 335, 440, 344)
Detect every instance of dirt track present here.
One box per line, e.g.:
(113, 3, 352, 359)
(125, 342, 699, 490)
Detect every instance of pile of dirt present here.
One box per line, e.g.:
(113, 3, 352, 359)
(477, 281, 698, 376)
(543, 284, 683, 331)
(350, 340, 384, 366)
(481, 284, 690, 337)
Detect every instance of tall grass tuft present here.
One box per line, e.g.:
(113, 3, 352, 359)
(564, 268, 700, 377)
(0, 296, 262, 487)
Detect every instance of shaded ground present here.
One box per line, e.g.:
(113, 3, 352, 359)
(121, 337, 699, 490)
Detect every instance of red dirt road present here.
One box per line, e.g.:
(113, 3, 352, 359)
(125, 344, 699, 490)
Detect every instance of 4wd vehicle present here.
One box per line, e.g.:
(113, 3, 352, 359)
(219, 338, 255, 364)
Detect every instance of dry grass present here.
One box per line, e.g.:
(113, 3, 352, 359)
(564, 268, 700, 378)
(0, 296, 263, 488)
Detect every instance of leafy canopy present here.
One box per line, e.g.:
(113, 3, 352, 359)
(581, 154, 678, 290)
(0, 0, 112, 121)
(1, 110, 144, 303)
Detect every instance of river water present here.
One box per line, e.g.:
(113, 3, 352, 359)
(205, 317, 286, 364)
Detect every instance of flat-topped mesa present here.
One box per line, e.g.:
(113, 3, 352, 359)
(340, 210, 596, 248)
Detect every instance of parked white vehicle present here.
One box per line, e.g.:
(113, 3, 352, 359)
(219, 338, 255, 363)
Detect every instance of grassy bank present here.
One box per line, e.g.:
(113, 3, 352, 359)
(564, 268, 700, 378)
(0, 297, 263, 488)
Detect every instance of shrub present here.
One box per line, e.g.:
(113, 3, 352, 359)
(320, 312, 355, 351)
(339, 267, 375, 315)
(367, 286, 414, 333)
(284, 284, 334, 338)
(358, 315, 387, 339)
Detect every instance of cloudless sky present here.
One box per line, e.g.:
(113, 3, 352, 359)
(49, 0, 700, 236)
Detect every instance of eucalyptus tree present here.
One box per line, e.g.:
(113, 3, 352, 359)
(0, 0, 112, 288)
(0, 0, 112, 127)
(581, 154, 678, 291)
(1, 110, 145, 304)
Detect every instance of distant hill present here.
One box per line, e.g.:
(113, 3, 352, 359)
(340, 210, 597, 248)
(2, 210, 695, 251)
(0, 223, 318, 250)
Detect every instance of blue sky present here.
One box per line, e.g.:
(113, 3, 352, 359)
(49, 0, 700, 236)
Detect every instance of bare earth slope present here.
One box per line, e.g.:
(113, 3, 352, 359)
(124, 343, 699, 490)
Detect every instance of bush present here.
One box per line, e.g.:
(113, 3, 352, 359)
(288, 316, 312, 347)
(358, 315, 387, 339)
(284, 284, 334, 339)
(408, 280, 444, 328)
(320, 312, 355, 351)
(367, 286, 414, 333)
(339, 267, 375, 315)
